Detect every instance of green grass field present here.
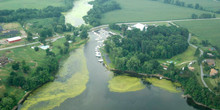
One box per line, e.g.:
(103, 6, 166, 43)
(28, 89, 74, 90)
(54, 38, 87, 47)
(175, 19, 220, 48)
(0, 0, 65, 10)
(156, 0, 220, 12)
(101, 0, 218, 24)
(158, 46, 197, 66)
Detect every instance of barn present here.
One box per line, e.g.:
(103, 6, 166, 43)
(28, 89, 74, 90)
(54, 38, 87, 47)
(7, 36, 22, 43)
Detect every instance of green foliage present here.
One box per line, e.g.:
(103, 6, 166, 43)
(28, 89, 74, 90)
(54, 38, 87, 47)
(194, 48, 200, 56)
(34, 47, 39, 52)
(105, 25, 189, 73)
(83, 0, 121, 26)
(80, 29, 88, 39)
(11, 62, 20, 70)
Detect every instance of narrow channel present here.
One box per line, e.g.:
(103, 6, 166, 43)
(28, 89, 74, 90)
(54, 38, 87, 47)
(19, 0, 202, 109)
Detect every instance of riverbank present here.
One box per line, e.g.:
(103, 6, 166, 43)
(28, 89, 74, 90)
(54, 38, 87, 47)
(11, 38, 88, 110)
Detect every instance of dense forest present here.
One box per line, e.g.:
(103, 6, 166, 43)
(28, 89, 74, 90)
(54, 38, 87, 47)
(105, 24, 189, 72)
(83, 0, 121, 26)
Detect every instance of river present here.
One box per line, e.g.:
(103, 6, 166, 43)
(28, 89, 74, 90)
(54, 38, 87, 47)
(64, 0, 93, 26)
(19, 0, 202, 109)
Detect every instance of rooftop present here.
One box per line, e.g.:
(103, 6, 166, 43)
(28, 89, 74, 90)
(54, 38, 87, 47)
(210, 69, 218, 76)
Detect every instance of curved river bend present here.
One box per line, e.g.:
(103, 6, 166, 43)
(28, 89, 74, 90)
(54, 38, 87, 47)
(20, 0, 200, 109)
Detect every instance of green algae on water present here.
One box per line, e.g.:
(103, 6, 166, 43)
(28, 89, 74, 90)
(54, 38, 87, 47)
(146, 78, 181, 93)
(21, 48, 89, 110)
(108, 75, 145, 93)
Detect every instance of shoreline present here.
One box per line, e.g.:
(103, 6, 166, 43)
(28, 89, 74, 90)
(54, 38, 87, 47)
(12, 39, 89, 110)
(101, 51, 215, 110)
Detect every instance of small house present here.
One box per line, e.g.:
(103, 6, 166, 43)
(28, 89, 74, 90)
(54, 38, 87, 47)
(205, 59, 215, 66)
(207, 53, 214, 57)
(210, 69, 218, 76)
(188, 67, 195, 71)
(6, 36, 22, 43)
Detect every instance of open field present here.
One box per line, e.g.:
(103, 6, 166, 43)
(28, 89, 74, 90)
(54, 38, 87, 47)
(156, 0, 220, 12)
(100, 0, 218, 24)
(158, 46, 197, 66)
(0, 0, 65, 10)
(24, 18, 56, 34)
(175, 19, 220, 49)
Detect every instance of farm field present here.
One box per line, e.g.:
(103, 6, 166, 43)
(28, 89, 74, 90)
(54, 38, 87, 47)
(175, 19, 220, 49)
(0, 0, 65, 10)
(100, 0, 218, 24)
(157, 0, 220, 12)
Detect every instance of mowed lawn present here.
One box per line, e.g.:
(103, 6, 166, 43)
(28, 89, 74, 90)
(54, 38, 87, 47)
(175, 19, 220, 48)
(101, 0, 217, 24)
(158, 46, 197, 66)
(0, 0, 65, 10)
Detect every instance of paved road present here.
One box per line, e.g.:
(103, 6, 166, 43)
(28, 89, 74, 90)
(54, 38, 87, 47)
(90, 18, 220, 31)
(0, 42, 40, 51)
(188, 34, 212, 92)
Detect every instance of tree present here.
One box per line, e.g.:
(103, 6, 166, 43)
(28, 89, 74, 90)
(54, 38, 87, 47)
(65, 34, 71, 41)
(64, 41, 69, 47)
(34, 47, 39, 52)
(194, 48, 200, 56)
(12, 62, 20, 70)
(22, 65, 30, 73)
(126, 56, 141, 71)
(195, 3, 200, 9)
(191, 14, 198, 19)
(80, 29, 88, 39)
(0, 97, 15, 110)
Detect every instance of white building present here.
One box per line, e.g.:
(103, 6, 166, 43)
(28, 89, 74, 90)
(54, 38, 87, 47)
(131, 23, 148, 31)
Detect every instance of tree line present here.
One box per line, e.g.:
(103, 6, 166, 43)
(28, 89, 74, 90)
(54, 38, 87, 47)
(191, 13, 216, 19)
(83, 0, 121, 26)
(163, 0, 219, 14)
(0, 0, 74, 23)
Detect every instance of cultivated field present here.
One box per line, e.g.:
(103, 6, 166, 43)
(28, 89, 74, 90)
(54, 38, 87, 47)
(175, 19, 220, 48)
(100, 0, 218, 24)
(156, 0, 220, 12)
(0, 0, 65, 10)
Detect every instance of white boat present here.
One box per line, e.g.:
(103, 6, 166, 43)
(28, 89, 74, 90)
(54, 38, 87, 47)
(96, 52, 101, 57)
(98, 59, 103, 62)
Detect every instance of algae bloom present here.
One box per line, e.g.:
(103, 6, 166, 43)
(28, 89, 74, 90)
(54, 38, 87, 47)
(21, 48, 89, 110)
(146, 78, 181, 93)
(108, 75, 145, 93)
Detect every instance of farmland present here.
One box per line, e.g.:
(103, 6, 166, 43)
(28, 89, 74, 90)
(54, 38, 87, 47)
(0, 0, 65, 10)
(100, 0, 218, 24)
(156, 0, 220, 12)
(175, 19, 220, 49)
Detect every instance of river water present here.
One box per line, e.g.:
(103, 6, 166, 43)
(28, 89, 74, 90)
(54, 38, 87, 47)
(64, 0, 93, 26)
(20, 0, 199, 109)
